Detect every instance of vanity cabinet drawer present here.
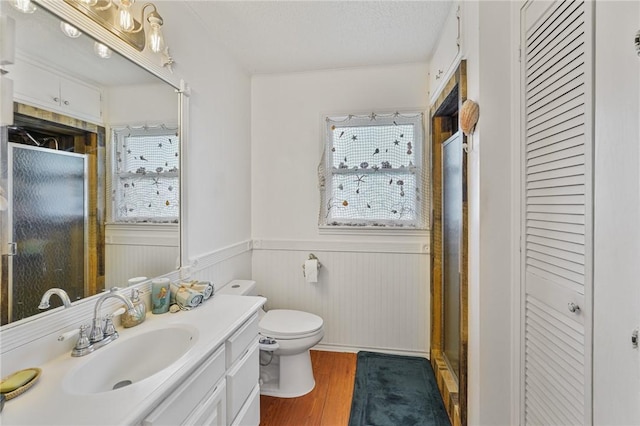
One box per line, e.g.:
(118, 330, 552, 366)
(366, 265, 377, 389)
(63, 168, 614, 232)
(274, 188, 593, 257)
(143, 345, 225, 426)
(182, 377, 227, 426)
(231, 384, 260, 426)
(226, 341, 259, 425)
(225, 313, 258, 368)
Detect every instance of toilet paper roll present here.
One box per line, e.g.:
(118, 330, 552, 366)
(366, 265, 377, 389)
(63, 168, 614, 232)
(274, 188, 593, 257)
(304, 259, 318, 283)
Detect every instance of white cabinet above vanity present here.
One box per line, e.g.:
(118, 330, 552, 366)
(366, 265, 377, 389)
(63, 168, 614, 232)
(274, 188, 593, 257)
(11, 55, 103, 124)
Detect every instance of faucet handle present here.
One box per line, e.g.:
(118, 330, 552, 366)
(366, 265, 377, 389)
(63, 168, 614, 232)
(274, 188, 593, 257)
(102, 314, 118, 340)
(71, 324, 94, 357)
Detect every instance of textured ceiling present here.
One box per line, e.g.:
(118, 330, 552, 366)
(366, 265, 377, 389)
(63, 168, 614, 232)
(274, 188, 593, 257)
(185, 1, 454, 74)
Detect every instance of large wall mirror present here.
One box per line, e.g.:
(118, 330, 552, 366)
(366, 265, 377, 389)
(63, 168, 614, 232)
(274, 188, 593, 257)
(0, 1, 183, 325)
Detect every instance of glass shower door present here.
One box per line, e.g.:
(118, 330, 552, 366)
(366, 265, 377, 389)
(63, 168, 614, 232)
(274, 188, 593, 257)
(442, 131, 462, 377)
(8, 143, 87, 322)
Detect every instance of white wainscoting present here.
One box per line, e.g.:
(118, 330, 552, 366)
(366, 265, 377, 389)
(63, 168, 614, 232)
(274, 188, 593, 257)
(188, 241, 253, 293)
(105, 223, 180, 287)
(252, 239, 430, 357)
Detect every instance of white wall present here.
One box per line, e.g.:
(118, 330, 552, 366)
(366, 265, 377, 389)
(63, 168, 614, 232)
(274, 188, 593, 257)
(461, 1, 514, 424)
(158, 3, 253, 265)
(593, 2, 640, 424)
(251, 64, 429, 242)
(104, 83, 177, 126)
(251, 64, 431, 355)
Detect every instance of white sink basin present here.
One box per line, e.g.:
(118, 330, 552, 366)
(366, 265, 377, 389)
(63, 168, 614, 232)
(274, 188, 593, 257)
(63, 325, 198, 394)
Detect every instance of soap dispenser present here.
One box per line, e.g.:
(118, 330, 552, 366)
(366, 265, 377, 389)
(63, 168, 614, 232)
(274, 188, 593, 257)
(121, 288, 146, 328)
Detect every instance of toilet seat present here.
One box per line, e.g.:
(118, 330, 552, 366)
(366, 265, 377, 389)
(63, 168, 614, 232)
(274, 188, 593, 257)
(259, 309, 323, 339)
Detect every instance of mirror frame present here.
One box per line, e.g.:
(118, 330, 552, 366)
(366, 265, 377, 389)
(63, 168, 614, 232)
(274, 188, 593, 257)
(0, 0, 189, 340)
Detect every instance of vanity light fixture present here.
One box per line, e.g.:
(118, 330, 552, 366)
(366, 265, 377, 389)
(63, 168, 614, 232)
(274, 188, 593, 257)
(93, 42, 112, 59)
(60, 21, 82, 38)
(64, 0, 168, 54)
(116, 1, 166, 54)
(118, 0, 135, 32)
(11, 0, 36, 14)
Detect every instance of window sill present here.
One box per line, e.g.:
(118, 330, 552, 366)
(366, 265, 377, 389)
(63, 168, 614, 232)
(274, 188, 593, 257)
(318, 226, 430, 237)
(105, 223, 179, 246)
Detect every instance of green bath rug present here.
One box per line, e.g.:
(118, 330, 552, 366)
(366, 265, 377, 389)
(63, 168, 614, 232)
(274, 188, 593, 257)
(348, 351, 450, 426)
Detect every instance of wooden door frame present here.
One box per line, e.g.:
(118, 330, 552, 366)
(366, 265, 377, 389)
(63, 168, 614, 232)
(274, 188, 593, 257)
(430, 60, 468, 426)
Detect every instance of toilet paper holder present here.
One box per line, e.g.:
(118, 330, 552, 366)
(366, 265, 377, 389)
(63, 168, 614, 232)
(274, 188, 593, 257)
(302, 253, 322, 277)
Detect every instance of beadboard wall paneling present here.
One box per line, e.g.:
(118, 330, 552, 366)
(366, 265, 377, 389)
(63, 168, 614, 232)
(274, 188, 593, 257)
(252, 243, 429, 357)
(104, 224, 180, 288)
(184, 240, 253, 294)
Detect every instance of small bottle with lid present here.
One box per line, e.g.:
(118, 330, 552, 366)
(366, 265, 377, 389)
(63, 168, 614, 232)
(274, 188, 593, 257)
(121, 288, 146, 328)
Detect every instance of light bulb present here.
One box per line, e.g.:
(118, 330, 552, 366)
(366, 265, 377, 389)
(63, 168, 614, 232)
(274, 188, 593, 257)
(60, 22, 82, 38)
(148, 22, 164, 53)
(11, 0, 36, 13)
(79, 0, 98, 6)
(118, 1, 135, 32)
(94, 42, 112, 59)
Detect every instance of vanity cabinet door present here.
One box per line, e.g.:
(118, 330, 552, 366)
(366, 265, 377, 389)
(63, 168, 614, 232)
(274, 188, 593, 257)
(231, 384, 260, 426)
(142, 345, 226, 426)
(11, 58, 60, 111)
(226, 342, 259, 425)
(182, 378, 227, 426)
(59, 77, 102, 123)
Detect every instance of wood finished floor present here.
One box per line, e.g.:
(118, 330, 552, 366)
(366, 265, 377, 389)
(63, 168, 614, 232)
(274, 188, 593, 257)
(260, 350, 357, 426)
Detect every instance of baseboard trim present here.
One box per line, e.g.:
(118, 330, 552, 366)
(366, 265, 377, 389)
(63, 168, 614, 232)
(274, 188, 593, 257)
(314, 342, 429, 359)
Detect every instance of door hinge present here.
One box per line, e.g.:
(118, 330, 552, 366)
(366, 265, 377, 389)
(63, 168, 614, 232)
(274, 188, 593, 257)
(632, 329, 638, 349)
(7, 242, 16, 256)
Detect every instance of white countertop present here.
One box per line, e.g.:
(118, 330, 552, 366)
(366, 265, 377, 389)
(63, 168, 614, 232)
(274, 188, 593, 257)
(0, 294, 265, 426)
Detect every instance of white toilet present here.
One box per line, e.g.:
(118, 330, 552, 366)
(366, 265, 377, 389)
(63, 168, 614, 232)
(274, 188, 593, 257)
(218, 280, 324, 398)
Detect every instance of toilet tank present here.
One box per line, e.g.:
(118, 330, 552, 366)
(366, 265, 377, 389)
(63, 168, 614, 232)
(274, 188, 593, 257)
(217, 280, 257, 296)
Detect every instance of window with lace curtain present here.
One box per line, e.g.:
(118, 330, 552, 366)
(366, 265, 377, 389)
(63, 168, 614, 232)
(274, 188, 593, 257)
(112, 125, 179, 223)
(319, 112, 427, 230)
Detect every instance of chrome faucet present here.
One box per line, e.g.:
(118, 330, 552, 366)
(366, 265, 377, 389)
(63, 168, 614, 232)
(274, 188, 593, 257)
(65, 288, 136, 357)
(89, 288, 135, 345)
(38, 288, 72, 310)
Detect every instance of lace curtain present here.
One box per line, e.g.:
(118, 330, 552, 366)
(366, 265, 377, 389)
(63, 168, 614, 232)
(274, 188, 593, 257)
(112, 125, 179, 223)
(319, 112, 428, 229)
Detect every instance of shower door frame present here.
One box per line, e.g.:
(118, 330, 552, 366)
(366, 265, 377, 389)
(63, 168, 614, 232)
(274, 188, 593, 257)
(430, 60, 468, 426)
(7, 143, 88, 321)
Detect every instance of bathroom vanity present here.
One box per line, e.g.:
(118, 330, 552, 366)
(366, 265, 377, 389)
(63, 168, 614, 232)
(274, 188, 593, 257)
(0, 294, 265, 426)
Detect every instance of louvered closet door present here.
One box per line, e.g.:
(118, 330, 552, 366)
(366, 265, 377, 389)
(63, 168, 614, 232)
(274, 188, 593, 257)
(521, 1, 593, 425)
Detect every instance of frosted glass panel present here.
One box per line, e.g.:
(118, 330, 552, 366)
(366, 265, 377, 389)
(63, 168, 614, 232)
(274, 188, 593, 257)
(442, 133, 462, 377)
(9, 144, 86, 322)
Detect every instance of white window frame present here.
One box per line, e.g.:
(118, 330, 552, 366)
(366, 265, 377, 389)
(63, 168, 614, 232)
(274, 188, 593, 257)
(111, 124, 179, 224)
(319, 111, 428, 232)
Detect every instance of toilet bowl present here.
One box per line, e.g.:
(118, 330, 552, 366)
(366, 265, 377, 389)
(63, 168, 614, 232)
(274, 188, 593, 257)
(218, 280, 324, 398)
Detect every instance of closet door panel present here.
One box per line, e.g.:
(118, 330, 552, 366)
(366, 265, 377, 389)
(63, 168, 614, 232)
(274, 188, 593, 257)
(521, 1, 593, 424)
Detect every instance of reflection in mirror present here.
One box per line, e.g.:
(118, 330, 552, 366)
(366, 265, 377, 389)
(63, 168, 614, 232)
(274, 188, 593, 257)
(1, 2, 180, 325)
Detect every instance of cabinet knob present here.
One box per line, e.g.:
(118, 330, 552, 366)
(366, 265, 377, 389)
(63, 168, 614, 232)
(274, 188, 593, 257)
(53, 97, 60, 102)
(63, 100, 69, 106)
(568, 302, 580, 313)
(435, 69, 444, 80)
